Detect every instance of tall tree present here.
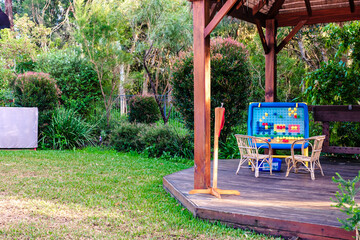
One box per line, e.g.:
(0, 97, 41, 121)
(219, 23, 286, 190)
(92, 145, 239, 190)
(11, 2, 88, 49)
(73, 0, 131, 126)
(122, 0, 192, 124)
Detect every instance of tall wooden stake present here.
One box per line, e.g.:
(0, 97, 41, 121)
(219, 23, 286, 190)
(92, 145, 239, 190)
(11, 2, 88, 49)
(265, 19, 277, 102)
(190, 107, 240, 198)
(193, 0, 211, 189)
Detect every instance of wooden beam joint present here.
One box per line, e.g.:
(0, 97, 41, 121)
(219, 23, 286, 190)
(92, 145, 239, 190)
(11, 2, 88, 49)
(204, 0, 238, 38)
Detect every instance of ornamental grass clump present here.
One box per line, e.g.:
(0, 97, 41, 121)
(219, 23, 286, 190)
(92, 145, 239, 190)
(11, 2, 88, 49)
(40, 107, 95, 150)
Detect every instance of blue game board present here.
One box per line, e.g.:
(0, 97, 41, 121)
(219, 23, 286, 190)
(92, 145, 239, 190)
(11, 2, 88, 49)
(247, 102, 309, 149)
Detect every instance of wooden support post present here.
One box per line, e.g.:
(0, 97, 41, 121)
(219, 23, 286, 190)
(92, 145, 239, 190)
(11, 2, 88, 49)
(322, 121, 330, 150)
(190, 107, 240, 198)
(193, 0, 211, 189)
(265, 19, 277, 102)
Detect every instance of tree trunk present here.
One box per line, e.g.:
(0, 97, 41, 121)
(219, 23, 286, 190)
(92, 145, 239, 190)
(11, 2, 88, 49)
(119, 64, 127, 115)
(5, 0, 13, 29)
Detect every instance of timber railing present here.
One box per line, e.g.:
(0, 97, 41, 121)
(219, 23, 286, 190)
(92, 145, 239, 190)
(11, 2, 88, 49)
(308, 105, 360, 154)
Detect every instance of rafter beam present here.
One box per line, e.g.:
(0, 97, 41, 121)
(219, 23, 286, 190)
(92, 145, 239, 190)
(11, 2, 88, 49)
(349, 0, 355, 12)
(229, 5, 267, 26)
(304, 0, 312, 16)
(276, 20, 307, 54)
(267, 0, 286, 18)
(252, 0, 267, 15)
(204, 0, 238, 37)
(236, 0, 244, 9)
(255, 19, 269, 54)
(276, 7, 360, 27)
(209, 2, 222, 21)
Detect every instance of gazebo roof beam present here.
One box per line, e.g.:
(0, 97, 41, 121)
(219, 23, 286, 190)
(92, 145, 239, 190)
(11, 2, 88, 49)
(229, 5, 267, 26)
(267, 0, 286, 18)
(304, 0, 312, 16)
(276, 6, 360, 26)
(349, 0, 355, 12)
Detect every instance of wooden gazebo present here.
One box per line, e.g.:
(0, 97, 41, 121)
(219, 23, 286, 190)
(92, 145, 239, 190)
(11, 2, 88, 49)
(192, 0, 360, 190)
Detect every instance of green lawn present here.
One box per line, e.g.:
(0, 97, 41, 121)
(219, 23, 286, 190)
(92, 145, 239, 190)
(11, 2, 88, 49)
(0, 148, 278, 239)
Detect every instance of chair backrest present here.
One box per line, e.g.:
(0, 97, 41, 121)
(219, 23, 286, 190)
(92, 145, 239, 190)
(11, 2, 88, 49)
(310, 135, 326, 160)
(235, 134, 258, 157)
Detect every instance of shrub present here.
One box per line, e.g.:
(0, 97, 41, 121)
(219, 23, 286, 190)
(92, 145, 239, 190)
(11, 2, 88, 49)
(172, 37, 251, 141)
(140, 124, 193, 158)
(0, 89, 14, 107)
(36, 49, 101, 116)
(13, 72, 61, 111)
(110, 122, 144, 152)
(110, 122, 193, 159)
(128, 95, 160, 124)
(40, 107, 95, 150)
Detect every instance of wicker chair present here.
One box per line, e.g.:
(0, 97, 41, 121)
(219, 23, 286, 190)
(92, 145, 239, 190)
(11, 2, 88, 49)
(235, 134, 273, 178)
(285, 135, 326, 180)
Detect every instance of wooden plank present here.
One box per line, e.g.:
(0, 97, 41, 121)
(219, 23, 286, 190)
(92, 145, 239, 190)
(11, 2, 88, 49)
(312, 105, 360, 122)
(193, 0, 211, 189)
(276, 7, 360, 27)
(255, 19, 269, 54)
(265, 19, 277, 102)
(324, 146, 360, 154)
(276, 19, 307, 54)
(267, 0, 286, 18)
(304, 0, 312, 16)
(349, 0, 355, 12)
(204, 0, 238, 37)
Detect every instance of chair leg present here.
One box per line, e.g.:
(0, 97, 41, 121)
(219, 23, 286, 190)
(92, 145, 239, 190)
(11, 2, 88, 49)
(317, 160, 325, 176)
(254, 160, 259, 178)
(285, 158, 292, 177)
(236, 158, 245, 175)
(310, 161, 315, 180)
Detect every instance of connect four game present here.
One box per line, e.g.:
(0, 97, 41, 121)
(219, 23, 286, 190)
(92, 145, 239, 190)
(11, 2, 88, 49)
(247, 102, 309, 149)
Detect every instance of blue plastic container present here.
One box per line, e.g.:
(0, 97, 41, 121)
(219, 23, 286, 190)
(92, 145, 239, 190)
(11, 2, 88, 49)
(259, 158, 282, 172)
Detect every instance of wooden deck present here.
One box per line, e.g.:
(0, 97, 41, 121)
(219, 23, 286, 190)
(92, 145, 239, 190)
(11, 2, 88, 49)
(163, 159, 360, 240)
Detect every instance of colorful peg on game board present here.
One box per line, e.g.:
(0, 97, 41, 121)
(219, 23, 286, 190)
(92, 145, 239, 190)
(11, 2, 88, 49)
(288, 108, 291, 112)
(288, 113, 292, 117)
(265, 112, 268, 117)
(294, 108, 297, 112)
